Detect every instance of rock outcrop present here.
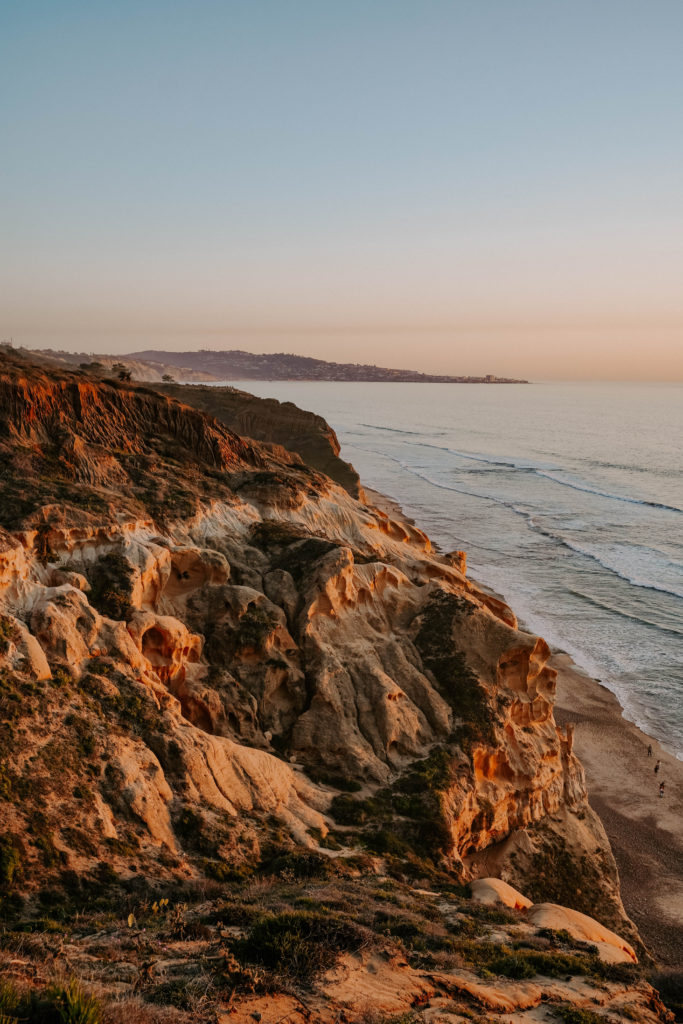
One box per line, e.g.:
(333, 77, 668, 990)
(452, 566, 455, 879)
(0, 350, 658, 1024)
(155, 381, 365, 497)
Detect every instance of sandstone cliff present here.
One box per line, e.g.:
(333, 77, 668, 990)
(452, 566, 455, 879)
(0, 351, 672, 1023)
(154, 381, 364, 498)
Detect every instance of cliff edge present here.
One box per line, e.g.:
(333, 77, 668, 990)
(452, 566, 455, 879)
(154, 381, 365, 498)
(0, 351, 673, 1024)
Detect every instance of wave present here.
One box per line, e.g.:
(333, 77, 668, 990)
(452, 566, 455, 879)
(535, 470, 683, 515)
(359, 423, 424, 436)
(525, 521, 683, 601)
(407, 442, 683, 515)
(348, 441, 683, 602)
(566, 588, 683, 639)
(412, 441, 546, 471)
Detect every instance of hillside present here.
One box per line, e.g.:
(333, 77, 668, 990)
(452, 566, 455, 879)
(129, 348, 528, 383)
(18, 345, 527, 384)
(0, 351, 675, 1024)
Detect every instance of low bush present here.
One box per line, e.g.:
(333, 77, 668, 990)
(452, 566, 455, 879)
(0, 978, 101, 1024)
(413, 591, 495, 747)
(87, 552, 134, 621)
(650, 968, 683, 1021)
(234, 909, 365, 982)
(553, 1008, 609, 1024)
(0, 615, 15, 654)
(260, 848, 333, 879)
(329, 749, 456, 867)
(0, 834, 22, 890)
(306, 765, 362, 792)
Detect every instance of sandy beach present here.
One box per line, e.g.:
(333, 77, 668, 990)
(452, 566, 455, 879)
(553, 654, 683, 967)
(367, 486, 683, 967)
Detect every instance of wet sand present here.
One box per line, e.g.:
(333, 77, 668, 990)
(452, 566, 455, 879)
(366, 485, 683, 966)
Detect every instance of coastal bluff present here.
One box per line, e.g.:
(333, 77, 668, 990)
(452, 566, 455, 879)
(0, 351, 674, 1024)
(154, 380, 365, 498)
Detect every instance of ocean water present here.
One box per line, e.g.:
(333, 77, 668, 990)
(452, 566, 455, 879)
(219, 380, 683, 759)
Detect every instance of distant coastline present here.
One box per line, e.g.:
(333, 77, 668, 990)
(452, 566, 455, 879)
(14, 344, 529, 385)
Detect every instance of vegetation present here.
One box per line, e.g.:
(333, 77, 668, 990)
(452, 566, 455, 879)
(553, 1008, 611, 1024)
(0, 615, 15, 654)
(651, 968, 683, 1021)
(86, 551, 134, 621)
(329, 747, 456, 868)
(413, 591, 495, 747)
(0, 978, 101, 1024)
(233, 909, 365, 982)
(0, 834, 22, 890)
(521, 829, 617, 924)
(234, 605, 278, 651)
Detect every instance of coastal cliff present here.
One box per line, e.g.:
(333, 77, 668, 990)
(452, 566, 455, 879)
(0, 352, 674, 1023)
(154, 381, 365, 498)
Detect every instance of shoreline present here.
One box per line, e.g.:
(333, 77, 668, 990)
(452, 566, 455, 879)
(366, 486, 683, 967)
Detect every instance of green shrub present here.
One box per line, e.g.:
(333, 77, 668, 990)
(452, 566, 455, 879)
(234, 910, 364, 982)
(0, 979, 102, 1024)
(413, 591, 494, 747)
(553, 1007, 609, 1024)
(489, 952, 536, 979)
(0, 835, 21, 889)
(330, 793, 390, 826)
(235, 606, 278, 650)
(0, 616, 15, 654)
(51, 666, 72, 688)
(306, 765, 362, 792)
(0, 978, 21, 1017)
(329, 750, 456, 866)
(147, 981, 195, 1011)
(650, 968, 683, 1021)
(47, 979, 101, 1024)
(87, 552, 134, 621)
(261, 848, 333, 879)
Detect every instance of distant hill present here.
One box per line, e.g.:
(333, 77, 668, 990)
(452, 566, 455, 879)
(128, 348, 528, 383)
(16, 346, 527, 383)
(18, 347, 215, 382)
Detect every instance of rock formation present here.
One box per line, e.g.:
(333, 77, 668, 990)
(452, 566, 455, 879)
(0, 350, 671, 1023)
(154, 381, 365, 497)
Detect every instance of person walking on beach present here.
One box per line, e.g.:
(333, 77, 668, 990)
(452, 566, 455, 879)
(654, 760, 661, 774)
(659, 781, 665, 798)
(647, 744, 653, 757)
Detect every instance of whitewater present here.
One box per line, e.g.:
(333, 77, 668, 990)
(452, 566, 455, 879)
(221, 379, 683, 759)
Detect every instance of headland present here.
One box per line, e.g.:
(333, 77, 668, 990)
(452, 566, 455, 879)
(0, 351, 677, 1023)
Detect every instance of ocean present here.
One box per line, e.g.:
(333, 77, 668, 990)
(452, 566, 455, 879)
(219, 380, 683, 760)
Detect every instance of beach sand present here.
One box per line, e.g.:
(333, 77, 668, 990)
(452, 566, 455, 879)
(553, 655, 683, 967)
(366, 486, 683, 966)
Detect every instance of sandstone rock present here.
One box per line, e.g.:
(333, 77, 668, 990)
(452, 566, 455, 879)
(470, 877, 532, 910)
(528, 902, 638, 963)
(50, 568, 90, 591)
(107, 736, 176, 849)
(0, 615, 52, 680)
(0, 354, 638, 951)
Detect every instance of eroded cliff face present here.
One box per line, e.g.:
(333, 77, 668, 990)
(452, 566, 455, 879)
(155, 381, 365, 498)
(0, 352, 630, 948)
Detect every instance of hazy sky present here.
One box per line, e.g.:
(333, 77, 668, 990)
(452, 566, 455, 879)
(2, 1, 682, 380)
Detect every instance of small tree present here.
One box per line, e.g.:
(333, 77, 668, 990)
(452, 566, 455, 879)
(112, 362, 132, 382)
(161, 373, 175, 383)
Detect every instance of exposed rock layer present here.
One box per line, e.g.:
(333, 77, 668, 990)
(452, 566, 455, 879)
(154, 381, 364, 497)
(0, 351, 632, 953)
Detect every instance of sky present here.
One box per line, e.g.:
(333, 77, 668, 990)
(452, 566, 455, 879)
(2, 1, 682, 380)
